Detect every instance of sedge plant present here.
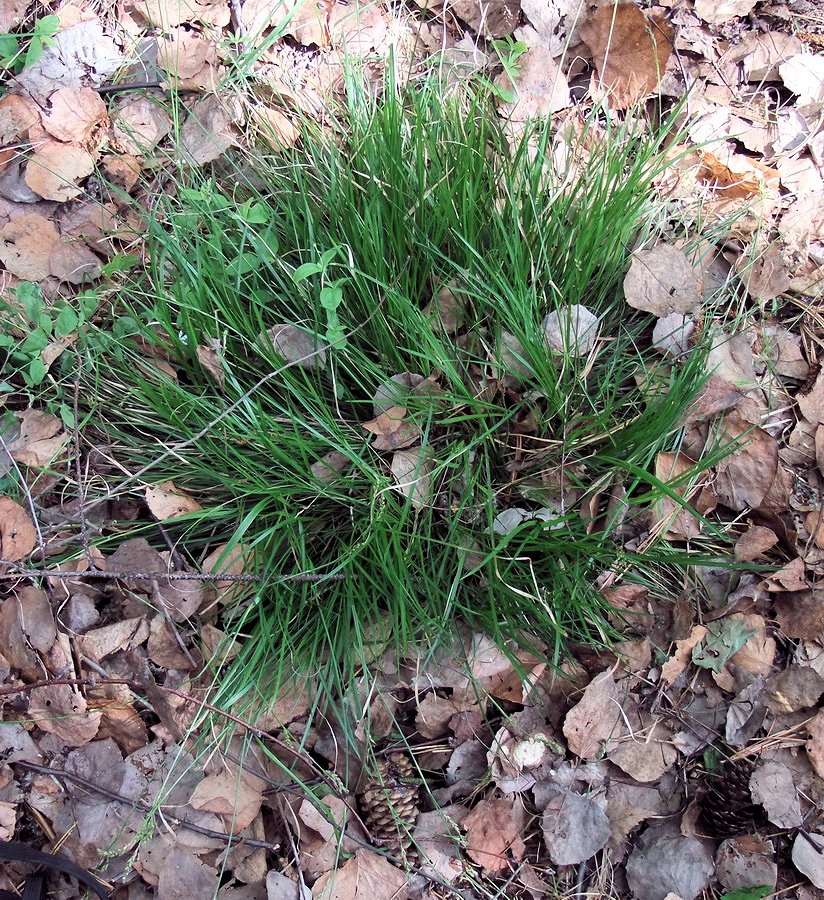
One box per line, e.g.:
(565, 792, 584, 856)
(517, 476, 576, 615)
(85, 73, 729, 714)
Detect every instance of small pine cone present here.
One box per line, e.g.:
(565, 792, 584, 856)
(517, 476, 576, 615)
(700, 757, 762, 839)
(358, 752, 421, 857)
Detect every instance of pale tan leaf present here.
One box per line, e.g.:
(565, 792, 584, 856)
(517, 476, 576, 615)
(313, 850, 409, 900)
(780, 54, 824, 105)
(9, 409, 69, 468)
(0, 94, 39, 144)
(391, 447, 433, 508)
(563, 670, 625, 760)
(24, 141, 94, 201)
(112, 96, 172, 158)
(145, 480, 203, 521)
(0, 213, 60, 280)
(77, 617, 150, 663)
(189, 770, 263, 832)
(28, 684, 101, 746)
(734, 525, 778, 560)
(494, 46, 570, 121)
(41, 87, 108, 144)
(624, 244, 702, 316)
(694, 0, 755, 23)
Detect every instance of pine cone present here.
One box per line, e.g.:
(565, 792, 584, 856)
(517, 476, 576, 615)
(699, 757, 762, 839)
(358, 752, 421, 858)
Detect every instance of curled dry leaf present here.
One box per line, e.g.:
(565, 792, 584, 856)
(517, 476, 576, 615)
(202, 541, 252, 606)
(0, 497, 37, 561)
(28, 684, 102, 746)
(750, 760, 803, 828)
(391, 447, 433, 508)
(793, 831, 824, 889)
(624, 244, 702, 317)
(653, 451, 715, 541)
(41, 87, 109, 144)
(251, 106, 300, 151)
(0, 94, 39, 144)
(362, 405, 421, 451)
(448, 0, 519, 38)
(0, 213, 60, 280)
(196, 340, 225, 389)
(715, 836, 777, 890)
(126, 0, 231, 27)
(113, 96, 173, 158)
(145, 480, 203, 521)
(25, 141, 94, 201)
(188, 770, 263, 832)
(652, 313, 695, 357)
(9, 409, 69, 468)
(580, 4, 673, 110)
(424, 280, 465, 334)
(542, 305, 599, 356)
(158, 29, 221, 91)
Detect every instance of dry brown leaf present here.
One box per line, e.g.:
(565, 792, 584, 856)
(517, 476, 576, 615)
(313, 850, 409, 900)
(780, 54, 824, 105)
(766, 557, 808, 592)
(448, 0, 519, 39)
(362, 405, 421, 451)
(494, 46, 570, 121)
(607, 710, 677, 782)
(24, 140, 94, 201)
(156, 848, 219, 899)
(774, 592, 824, 641)
(807, 709, 824, 779)
(462, 795, 525, 875)
(624, 244, 702, 316)
(41, 87, 108, 144)
(180, 95, 237, 166)
(750, 760, 803, 828)
(195, 340, 225, 389)
(0, 0, 27, 31)
(653, 451, 715, 540)
(0, 94, 39, 144)
(792, 831, 824, 889)
(250, 106, 300, 151)
(9, 409, 69, 467)
(714, 412, 791, 513)
(76, 617, 150, 663)
(563, 670, 624, 760)
(126, 0, 230, 27)
(798, 370, 824, 426)
(148, 614, 197, 669)
(580, 4, 673, 110)
(0, 497, 37, 561)
(49, 239, 101, 284)
(28, 684, 101, 746)
(188, 770, 263, 832)
(542, 787, 610, 865)
(100, 153, 142, 192)
(391, 447, 433, 509)
(698, 150, 779, 203)
(734, 525, 778, 560)
(727, 613, 775, 677)
(0, 213, 60, 280)
(88, 698, 149, 755)
(661, 625, 707, 686)
(266, 323, 327, 370)
(626, 824, 715, 900)
(715, 836, 777, 891)
(145, 480, 203, 521)
(158, 29, 221, 90)
(112, 96, 172, 158)
(764, 664, 824, 714)
(694, 0, 756, 24)
(730, 32, 804, 81)
(202, 541, 252, 606)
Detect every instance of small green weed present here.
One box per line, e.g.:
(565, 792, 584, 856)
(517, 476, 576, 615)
(0, 13, 60, 77)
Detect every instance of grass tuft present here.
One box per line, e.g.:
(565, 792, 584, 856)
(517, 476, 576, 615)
(87, 76, 723, 701)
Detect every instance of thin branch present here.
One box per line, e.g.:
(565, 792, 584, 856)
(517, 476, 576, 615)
(0, 560, 345, 584)
(13, 760, 280, 852)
